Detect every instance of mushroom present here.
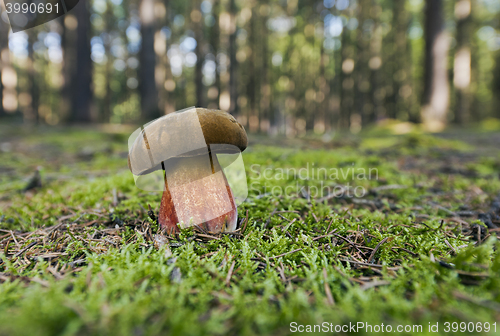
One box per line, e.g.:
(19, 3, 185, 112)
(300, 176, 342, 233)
(128, 108, 247, 234)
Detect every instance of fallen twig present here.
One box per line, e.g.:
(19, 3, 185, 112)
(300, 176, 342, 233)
(367, 237, 389, 263)
(225, 260, 236, 286)
(444, 239, 457, 255)
(12, 241, 37, 259)
(268, 248, 303, 260)
(453, 290, 500, 312)
(323, 268, 335, 306)
(360, 280, 391, 291)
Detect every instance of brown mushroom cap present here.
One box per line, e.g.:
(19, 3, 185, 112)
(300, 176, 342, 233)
(197, 108, 247, 152)
(128, 108, 247, 175)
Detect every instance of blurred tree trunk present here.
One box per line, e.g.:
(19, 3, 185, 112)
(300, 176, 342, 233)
(68, 1, 92, 123)
(210, 0, 221, 107)
(193, 0, 204, 107)
(0, 12, 10, 118)
(139, 0, 159, 120)
(340, 27, 354, 130)
(305, 28, 314, 131)
(27, 30, 39, 123)
(103, 6, 114, 122)
(246, 3, 257, 129)
(282, 35, 294, 135)
(453, 0, 472, 125)
(369, 5, 383, 123)
(228, 0, 238, 115)
(388, 0, 410, 120)
(355, 0, 371, 127)
(331, 39, 342, 130)
(421, 0, 449, 131)
(160, 0, 175, 114)
(61, 16, 75, 122)
(318, 31, 328, 133)
(494, 54, 500, 119)
(259, 2, 271, 132)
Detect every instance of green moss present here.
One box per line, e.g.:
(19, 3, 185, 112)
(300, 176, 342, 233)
(1, 127, 500, 335)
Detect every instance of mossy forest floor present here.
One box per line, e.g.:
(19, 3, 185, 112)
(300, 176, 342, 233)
(0, 124, 500, 335)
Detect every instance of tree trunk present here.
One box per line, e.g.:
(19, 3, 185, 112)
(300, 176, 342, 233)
(61, 15, 75, 122)
(340, 26, 354, 130)
(355, 0, 371, 127)
(211, 0, 221, 107)
(259, 0, 271, 133)
(103, 6, 114, 122)
(317, 31, 328, 133)
(0, 11, 9, 118)
(331, 36, 342, 130)
(421, 0, 450, 131)
(193, 0, 204, 107)
(228, 0, 238, 115)
(388, 0, 410, 120)
(453, 0, 472, 125)
(71, 1, 92, 123)
(139, 0, 159, 121)
(246, 4, 257, 129)
(27, 29, 39, 124)
(160, 0, 175, 114)
(369, 6, 383, 123)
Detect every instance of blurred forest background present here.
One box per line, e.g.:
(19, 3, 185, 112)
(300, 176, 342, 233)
(0, 0, 499, 134)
